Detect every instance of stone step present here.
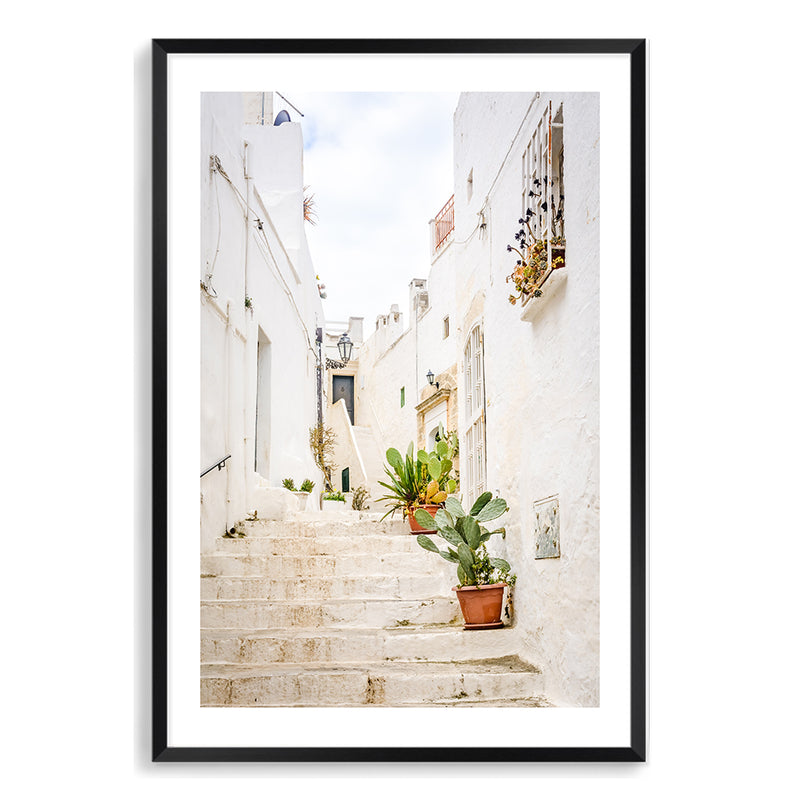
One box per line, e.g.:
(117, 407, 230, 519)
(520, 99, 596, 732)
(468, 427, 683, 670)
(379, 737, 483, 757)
(201, 551, 445, 578)
(201, 573, 455, 601)
(201, 625, 518, 665)
(240, 516, 409, 538)
(201, 597, 461, 629)
(201, 657, 545, 706)
(215, 532, 426, 556)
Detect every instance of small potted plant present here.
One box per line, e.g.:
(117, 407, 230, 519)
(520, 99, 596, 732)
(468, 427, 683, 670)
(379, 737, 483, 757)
(321, 490, 347, 512)
(351, 486, 370, 511)
(505, 206, 566, 306)
(377, 430, 458, 533)
(295, 478, 315, 510)
(414, 492, 515, 629)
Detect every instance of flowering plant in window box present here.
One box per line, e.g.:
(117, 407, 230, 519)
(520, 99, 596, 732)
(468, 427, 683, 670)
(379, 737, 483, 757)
(505, 207, 565, 306)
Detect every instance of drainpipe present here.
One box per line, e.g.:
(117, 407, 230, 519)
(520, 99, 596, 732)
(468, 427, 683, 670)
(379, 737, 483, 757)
(243, 142, 253, 512)
(224, 300, 233, 533)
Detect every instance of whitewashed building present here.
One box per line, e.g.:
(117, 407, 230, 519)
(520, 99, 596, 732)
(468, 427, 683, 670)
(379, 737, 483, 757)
(200, 92, 325, 553)
(348, 93, 601, 705)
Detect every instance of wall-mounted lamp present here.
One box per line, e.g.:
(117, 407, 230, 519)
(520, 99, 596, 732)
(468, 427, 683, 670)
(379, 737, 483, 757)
(338, 332, 353, 364)
(426, 369, 439, 390)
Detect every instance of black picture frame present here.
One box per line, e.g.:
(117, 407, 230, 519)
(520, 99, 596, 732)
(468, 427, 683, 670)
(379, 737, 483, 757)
(152, 38, 647, 763)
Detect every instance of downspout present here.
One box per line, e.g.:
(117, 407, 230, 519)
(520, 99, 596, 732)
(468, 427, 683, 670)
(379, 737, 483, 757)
(243, 142, 253, 511)
(224, 300, 233, 533)
(243, 141, 251, 306)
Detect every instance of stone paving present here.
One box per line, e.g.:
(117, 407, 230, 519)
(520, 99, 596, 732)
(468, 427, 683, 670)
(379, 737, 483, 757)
(201, 511, 551, 707)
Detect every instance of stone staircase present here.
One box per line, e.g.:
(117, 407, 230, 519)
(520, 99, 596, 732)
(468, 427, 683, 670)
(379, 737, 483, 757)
(201, 511, 551, 707)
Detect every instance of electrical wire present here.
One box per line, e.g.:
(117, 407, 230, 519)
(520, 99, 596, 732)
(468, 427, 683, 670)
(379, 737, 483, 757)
(209, 154, 319, 360)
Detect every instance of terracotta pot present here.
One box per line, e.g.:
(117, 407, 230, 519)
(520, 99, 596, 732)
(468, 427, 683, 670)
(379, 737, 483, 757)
(454, 583, 507, 629)
(407, 504, 441, 534)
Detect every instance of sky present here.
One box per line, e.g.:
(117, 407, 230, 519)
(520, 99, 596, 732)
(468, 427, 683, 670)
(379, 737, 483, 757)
(276, 92, 460, 333)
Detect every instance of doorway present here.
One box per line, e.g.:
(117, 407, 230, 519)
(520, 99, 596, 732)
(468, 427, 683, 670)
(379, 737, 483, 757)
(332, 374, 355, 425)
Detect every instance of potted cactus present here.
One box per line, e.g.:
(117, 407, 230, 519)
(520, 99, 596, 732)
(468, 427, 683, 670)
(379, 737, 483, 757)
(414, 492, 515, 629)
(377, 431, 458, 533)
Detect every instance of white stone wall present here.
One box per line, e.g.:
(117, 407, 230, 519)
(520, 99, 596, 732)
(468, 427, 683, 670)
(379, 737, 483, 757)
(356, 317, 417, 460)
(359, 92, 600, 706)
(200, 93, 324, 552)
(327, 399, 368, 493)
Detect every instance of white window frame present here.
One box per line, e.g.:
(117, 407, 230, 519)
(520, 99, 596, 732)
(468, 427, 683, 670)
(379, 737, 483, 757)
(521, 101, 565, 269)
(462, 323, 486, 510)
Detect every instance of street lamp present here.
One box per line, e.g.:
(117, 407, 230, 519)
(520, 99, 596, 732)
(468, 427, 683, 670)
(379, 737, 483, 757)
(337, 332, 353, 364)
(426, 369, 439, 390)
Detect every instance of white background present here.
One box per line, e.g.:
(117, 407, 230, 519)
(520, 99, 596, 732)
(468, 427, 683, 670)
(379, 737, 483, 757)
(169, 54, 630, 749)
(2, 0, 797, 796)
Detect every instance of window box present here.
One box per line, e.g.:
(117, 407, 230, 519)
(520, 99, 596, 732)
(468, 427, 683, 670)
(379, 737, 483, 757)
(519, 266, 568, 323)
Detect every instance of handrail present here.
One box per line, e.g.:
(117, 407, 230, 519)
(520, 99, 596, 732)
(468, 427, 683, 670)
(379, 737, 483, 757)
(201, 454, 231, 478)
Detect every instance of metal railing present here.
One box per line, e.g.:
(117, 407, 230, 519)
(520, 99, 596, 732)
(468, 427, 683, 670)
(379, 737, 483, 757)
(432, 194, 455, 252)
(201, 454, 231, 478)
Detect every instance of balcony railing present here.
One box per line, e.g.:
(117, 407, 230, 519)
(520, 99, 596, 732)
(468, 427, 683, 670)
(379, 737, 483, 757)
(431, 194, 455, 254)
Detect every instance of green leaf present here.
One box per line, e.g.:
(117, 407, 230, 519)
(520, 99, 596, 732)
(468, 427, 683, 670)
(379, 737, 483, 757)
(407, 441, 415, 461)
(490, 557, 511, 572)
(427, 458, 442, 481)
(417, 450, 430, 465)
(434, 508, 454, 529)
(462, 516, 481, 549)
(438, 525, 465, 549)
(441, 549, 459, 563)
(440, 459, 452, 477)
(414, 508, 437, 530)
(446, 479, 458, 494)
(386, 448, 402, 472)
(457, 543, 476, 583)
(445, 496, 465, 519)
(416, 534, 440, 554)
(469, 492, 493, 516)
(436, 439, 448, 458)
(475, 498, 508, 523)
(457, 564, 466, 586)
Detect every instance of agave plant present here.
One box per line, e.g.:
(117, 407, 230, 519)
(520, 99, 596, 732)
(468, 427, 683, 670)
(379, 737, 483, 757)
(376, 433, 459, 520)
(376, 442, 427, 520)
(414, 493, 514, 587)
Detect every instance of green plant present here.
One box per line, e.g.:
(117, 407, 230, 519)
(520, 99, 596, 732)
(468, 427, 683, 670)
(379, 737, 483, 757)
(309, 423, 337, 491)
(377, 431, 459, 520)
(322, 490, 346, 502)
(415, 493, 515, 588)
(416, 423, 458, 501)
(299, 478, 315, 493)
(351, 486, 370, 510)
(506, 204, 566, 305)
(281, 477, 296, 491)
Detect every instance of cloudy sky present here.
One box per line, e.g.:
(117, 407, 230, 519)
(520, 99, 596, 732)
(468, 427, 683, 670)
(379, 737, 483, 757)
(278, 92, 460, 332)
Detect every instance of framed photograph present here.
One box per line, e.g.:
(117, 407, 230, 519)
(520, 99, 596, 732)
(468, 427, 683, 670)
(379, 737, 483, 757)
(153, 38, 647, 762)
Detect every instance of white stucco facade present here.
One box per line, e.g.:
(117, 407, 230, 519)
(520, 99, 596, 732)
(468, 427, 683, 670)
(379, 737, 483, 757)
(354, 93, 601, 706)
(200, 93, 324, 552)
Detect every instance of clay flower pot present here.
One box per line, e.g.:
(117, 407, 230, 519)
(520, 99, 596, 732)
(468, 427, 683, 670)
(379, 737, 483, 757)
(454, 583, 507, 630)
(408, 504, 441, 534)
